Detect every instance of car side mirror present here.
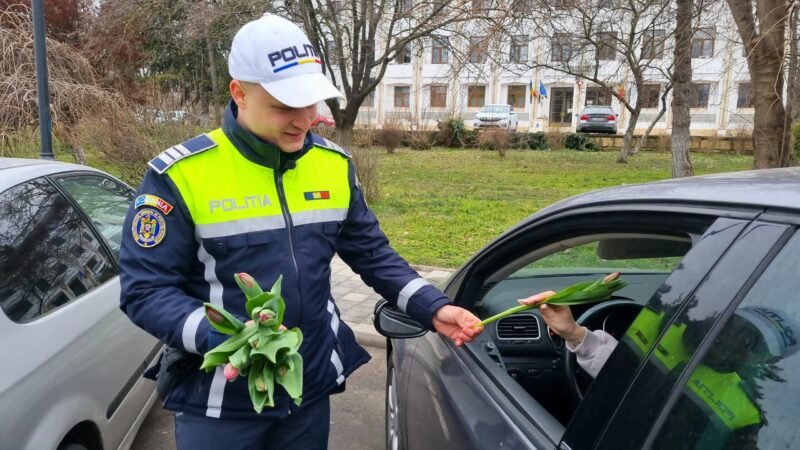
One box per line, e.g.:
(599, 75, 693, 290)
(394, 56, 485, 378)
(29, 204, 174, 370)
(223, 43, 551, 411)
(373, 299, 428, 338)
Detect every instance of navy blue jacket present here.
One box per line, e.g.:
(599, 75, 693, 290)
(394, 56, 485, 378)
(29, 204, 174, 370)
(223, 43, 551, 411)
(119, 102, 451, 419)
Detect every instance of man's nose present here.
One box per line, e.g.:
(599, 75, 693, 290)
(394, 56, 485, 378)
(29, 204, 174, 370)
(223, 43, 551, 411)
(292, 106, 317, 128)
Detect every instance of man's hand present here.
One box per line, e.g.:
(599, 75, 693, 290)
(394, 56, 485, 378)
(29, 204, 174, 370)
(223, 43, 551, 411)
(432, 305, 484, 347)
(518, 291, 585, 344)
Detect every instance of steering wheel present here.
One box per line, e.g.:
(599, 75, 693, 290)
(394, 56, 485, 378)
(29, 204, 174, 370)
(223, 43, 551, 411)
(562, 299, 643, 407)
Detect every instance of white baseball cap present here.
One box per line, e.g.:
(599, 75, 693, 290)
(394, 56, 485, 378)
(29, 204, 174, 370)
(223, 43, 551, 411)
(228, 13, 343, 108)
(735, 306, 799, 358)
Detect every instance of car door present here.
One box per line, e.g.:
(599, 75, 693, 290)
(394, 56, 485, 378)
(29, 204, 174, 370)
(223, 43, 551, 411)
(400, 206, 760, 449)
(52, 172, 161, 446)
(580, 221, 800, 449)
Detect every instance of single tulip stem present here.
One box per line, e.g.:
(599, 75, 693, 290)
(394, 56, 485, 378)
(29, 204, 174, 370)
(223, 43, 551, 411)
(474, 303, 535, 328)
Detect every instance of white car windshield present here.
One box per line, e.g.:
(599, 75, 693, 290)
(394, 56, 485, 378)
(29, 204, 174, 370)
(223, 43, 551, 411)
(480, 105, 509, 113)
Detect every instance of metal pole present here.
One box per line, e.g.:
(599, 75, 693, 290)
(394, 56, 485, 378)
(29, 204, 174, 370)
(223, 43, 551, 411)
(32, 0, 54, 160)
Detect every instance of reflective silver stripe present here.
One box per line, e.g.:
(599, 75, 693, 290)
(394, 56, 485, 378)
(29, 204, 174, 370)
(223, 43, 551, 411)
(397, 278, 430, 312)
(174, 143, 191, 155)
(327, 300, 340, 337)
(165, 147, 182, 160)
(291, 208, 348, 226)
(197, 239, 226, 417)
(330, 349, 344, 385)
(206, 366, 226, 419)
(196, 215, 286, 239)
(182, 307, 205, 353)
(157, 152, 174, 165)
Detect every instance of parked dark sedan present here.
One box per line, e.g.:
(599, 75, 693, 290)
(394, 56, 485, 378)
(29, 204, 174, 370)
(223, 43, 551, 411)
(376, 168, 800, 450)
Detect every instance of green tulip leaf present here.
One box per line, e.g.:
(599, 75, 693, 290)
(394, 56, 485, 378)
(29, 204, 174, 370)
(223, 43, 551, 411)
(204, 303, 245, 335)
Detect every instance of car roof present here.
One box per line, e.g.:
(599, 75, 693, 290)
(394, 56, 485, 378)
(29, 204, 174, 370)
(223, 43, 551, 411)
(0, 158, 105, 191)
(533, 167, 800, 219)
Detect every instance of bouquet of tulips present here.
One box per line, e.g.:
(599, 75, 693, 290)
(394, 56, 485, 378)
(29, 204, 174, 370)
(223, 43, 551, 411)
(200, 273, 303, 413)
(475, 272, 626, 328)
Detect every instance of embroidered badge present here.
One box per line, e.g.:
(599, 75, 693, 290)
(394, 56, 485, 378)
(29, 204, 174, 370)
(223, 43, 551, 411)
(134, 194, 174, 215)
(132, 208, 167, 248)
(304, 191, 330, 200)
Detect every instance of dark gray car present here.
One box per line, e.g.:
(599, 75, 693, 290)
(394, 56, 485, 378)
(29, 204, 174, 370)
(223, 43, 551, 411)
(376, 168, 800, 450)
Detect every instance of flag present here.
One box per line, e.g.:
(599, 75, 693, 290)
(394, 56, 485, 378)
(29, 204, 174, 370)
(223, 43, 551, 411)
(529, 79, 534, 101)
(617, 83, 626, 100)
(539, 81, 547, 99)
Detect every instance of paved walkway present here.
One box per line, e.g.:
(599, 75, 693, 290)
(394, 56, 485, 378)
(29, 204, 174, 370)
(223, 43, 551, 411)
(329, 255, 454, 348)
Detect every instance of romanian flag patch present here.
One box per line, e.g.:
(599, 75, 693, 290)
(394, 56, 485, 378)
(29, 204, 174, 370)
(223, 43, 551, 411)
(134, 194, 174, 215)
(304, 191, 330, 201)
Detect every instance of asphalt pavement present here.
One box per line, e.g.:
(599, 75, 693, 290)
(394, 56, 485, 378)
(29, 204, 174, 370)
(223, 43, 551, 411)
(130, 257, 452, 449)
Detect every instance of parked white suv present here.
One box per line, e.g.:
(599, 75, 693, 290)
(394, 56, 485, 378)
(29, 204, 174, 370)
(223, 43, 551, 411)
(473, 104, 518, 131)
(0, 158, 161, 450)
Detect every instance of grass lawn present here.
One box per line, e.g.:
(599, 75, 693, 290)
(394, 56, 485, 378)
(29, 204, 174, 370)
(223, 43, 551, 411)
(371, 148, 752, 268)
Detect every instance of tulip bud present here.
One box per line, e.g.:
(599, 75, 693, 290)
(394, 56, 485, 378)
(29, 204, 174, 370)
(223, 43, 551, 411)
(224, 363, 239, 382)
(258, 310, 275, 323)
(255, 376, 267, 392)
(238, 272, 256, 289)
(207, 308, 225, 324)
(277, 365, 288, 377)
(602, 272, 620, 284)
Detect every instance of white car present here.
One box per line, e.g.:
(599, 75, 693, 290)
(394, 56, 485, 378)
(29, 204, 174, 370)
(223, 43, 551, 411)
(0, 158, 161, 450)
(472, 104, 518, 131)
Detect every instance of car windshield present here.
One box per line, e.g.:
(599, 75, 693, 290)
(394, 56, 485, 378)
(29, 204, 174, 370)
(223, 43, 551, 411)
(583, 107, 612, 115)
(480, 105, 509, 113)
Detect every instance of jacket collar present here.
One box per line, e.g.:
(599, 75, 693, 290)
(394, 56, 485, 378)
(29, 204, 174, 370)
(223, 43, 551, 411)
(221, 99, 313, 170)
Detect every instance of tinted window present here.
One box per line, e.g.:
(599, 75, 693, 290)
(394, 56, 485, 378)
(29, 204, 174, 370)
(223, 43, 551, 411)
(583, 107, 613, 115)
(594, 220, 790, 449)
(0, 178, 116, 323)
(56, 174, 134, 258)
(651, 230, 800, 450)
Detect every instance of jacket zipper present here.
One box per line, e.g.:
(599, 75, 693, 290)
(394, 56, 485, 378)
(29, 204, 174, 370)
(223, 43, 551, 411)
(275, 171, 302, 325)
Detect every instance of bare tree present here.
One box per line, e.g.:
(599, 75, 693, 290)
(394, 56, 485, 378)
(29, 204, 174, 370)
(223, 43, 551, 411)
(285, 0, 477, 145)
(728, 0, 795, 167)
(519, 0, 677, 163)
(0, 6, 125, 162)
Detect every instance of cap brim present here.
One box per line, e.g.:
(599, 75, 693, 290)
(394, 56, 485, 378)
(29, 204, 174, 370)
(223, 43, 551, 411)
(260, 73, 344, 108)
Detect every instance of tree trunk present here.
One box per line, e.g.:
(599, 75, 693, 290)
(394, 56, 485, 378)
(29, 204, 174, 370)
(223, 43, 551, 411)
(751, 66, 792, 167)
(70, 143, 86, 165)
(788, 8, 798, 124)
(205, 33, 221, 127)
(617, 108, 641, 163)
(670, 0, 693, 178)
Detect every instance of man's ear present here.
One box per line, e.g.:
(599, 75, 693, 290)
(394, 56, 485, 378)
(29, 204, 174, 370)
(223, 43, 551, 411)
(230, 79, 247, 109)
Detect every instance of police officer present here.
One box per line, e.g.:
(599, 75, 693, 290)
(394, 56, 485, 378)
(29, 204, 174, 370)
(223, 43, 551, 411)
(120, 14, 483, 449)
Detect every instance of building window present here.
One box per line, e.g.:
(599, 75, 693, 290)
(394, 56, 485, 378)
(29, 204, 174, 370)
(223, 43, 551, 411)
(640, 84, 661, 108)
(692, 28, 715, 59)
(642, 29, 665, 59)
(510, 35, 528, 63)
(690, 83, 710, 108)
(430, 85, 447, 108)
(468, 36, 487, 64)
(597, 32, 617, 61)
(394, 86, 411, 108)
(552, 33, 573, 62)
(507, 85, 526, 108)
(395, 44, 412, 64)
(585, 87, 612, 106)
(737, 82, 754, 108)
(431, 36, 449, 64)
(468, 85, 486, 107)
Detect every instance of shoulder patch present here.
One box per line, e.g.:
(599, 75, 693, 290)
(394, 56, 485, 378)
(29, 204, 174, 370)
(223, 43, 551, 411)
(148, 134, 218, 174)
(310, 133, 352, 159)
